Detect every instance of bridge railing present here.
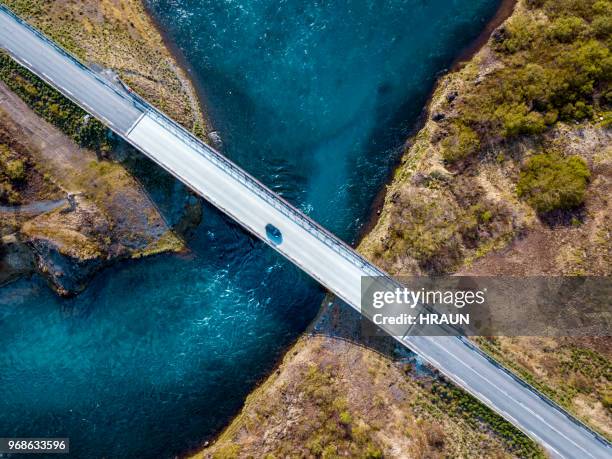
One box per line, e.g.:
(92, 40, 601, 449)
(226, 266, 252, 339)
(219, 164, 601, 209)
(138, 102, 387, 279)
(0, 3, 386, 281)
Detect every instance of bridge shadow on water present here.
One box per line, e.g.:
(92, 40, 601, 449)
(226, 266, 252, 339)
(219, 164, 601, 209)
(111, 138, 203, 234)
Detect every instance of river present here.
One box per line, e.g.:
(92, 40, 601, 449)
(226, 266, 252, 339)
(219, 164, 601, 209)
(0, 1, 500, 457)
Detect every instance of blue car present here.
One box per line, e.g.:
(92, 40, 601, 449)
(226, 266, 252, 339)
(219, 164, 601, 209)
(265, 223, 283, 245)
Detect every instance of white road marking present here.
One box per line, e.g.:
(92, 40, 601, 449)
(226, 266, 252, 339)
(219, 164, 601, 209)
(426, 338, 597, 459)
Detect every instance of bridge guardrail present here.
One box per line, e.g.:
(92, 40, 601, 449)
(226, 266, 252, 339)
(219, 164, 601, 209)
(0, 3, 385, 281)
(140, 107, 385, 278)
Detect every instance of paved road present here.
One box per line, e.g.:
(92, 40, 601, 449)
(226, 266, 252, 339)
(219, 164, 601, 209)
(1, 6, 610, 458)
(0, 11, 141, 131)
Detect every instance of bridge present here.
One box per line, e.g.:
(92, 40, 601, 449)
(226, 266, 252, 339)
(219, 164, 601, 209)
(1, 6, 610, 458)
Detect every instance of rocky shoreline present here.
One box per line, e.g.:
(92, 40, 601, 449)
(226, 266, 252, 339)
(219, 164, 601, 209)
(356, 0, 518, 242)
(360, 0, 610, 437)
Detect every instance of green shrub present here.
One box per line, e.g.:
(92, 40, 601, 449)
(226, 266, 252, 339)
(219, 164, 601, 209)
(0, 144, 26, 183)
(560, 101, 593, 120)
(338, 411, 352, 425)
(592, 14, 612, 37)
(517, 153, 590, 213)
(4, 159, 26, 181)
(212, 444, 240, 459)
(543, 0, 605, 21)
(593, 0, 612, 15)
(498, 104, 548, 137)
(557, 39, 611, 92)
(603, 392, 612, 410)
(441, 123, 481, 162)
(479, 209, 493, 224)
(365, 445, 383, 459)
(322, 444, 338, 459)
(495, 15, 537, 53)
(0, 181, 19, 204)
(548, 16, 587, 42)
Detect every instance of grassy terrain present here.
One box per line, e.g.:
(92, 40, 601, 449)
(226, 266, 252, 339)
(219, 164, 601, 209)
(361, 0, 611, 274)
(0, 143, 26, 204)
(0, 109, 62, 214)
(475, 336, 612, 438)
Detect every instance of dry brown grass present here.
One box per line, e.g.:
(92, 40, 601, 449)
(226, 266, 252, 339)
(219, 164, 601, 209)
(195, 335, 515, 459)
(476, 336, 612, 439)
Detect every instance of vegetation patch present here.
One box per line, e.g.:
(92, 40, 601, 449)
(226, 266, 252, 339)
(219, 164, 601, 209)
(0, 143, 26, 204)
(476, 336, 612, 439)
(198, 335, 523, 459)
(440, 122, 480, 162)
(0, 52, 113, 153)
(517, 152, 590, 213)
(436, 0, 611, 164)
(423, 376, 545, 458)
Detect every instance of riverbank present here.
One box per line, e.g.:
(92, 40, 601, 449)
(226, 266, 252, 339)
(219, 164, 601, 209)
(0, 0, 206, 294)
(357, 0, 518, 242)
(451, 0, 518, 70)
(0, 0, 206, 131)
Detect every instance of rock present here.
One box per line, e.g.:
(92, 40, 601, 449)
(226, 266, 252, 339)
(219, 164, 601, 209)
(432, 112, 446, 122)
(492, 26, 507, 43)
(20, 196, 112, 296)
(390, 191, 401, 204)
(411, 172, 427, 186)
(208, 131, 223, 149)
(446, 91, 458, 103)
(28, 237, 104, 296)
(0, 235, 35, 286)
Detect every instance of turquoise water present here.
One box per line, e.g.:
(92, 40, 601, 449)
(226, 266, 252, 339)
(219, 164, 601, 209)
(1, 1, 500, 457)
